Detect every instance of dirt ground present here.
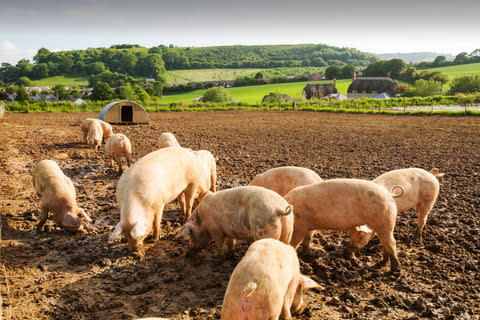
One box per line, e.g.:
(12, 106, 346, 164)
(1, 111, 479, 320)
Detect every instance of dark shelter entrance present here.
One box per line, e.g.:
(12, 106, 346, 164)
(121, 106, 133, 122)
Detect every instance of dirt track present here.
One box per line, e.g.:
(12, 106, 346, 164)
(1, 111, 479, 320)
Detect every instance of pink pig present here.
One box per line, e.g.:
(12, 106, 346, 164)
(221, 239, 322, 320)
(32, 160, 91, 232)
(249, 166, 322, 197)
(105, 133, 132, 173)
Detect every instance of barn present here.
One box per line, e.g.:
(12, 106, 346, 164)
(302, 83, 338, 99)
(347, 77, 398, 99)
(99, 100, 149, 124)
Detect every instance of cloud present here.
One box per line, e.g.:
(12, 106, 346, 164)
(0, 40, 37, 64)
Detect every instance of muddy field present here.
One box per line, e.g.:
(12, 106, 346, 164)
(1, 111, 479, 320)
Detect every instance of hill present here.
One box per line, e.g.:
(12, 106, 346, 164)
(1, 43, 378, 85)
(424, 62, 480, 80)
(375, 52, 455, 64)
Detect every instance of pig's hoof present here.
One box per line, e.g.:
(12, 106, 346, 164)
(388, 268, 401, 277)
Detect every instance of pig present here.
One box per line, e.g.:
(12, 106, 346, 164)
(221, 238, 322, 320)
(177, 186, 294, 258)
(32, 159, 91, 232)
(349, 167, 445, 250)
(284, 178, 404, 273)
(81, 118, 113, 143)
(99, 119, 113, 141)
(80, 118, 96, 143)
(109, 147, 209, 252)
(105, 133, 132, 174)
(178, 149, 217, 214)
(157, 132, 180, 149)
(374, 167, 445, 240)
(86, 119, 103, 150)
(249, 166, 322, 197)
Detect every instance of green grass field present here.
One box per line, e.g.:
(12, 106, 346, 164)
(32, 75, 90, 87)
(425, 62, 480, 79)
(164, 69, 262, 84)
(161, 79, 349, 105)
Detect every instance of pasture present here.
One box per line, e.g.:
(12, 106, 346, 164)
(426, 62, 480, 80)
(161, 79, 350, 105)
(1, 112, 479, 319)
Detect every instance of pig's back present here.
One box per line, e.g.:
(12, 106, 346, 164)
(117, 147, 200, 204)
(222, 239, 298, 318)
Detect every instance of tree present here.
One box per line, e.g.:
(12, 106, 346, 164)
(325, 66, 341, 80)
(153, 81, 163, 97)
(448, 75, 480, 94)
(201, 87, 232, 103)
(341, 64, 355, 79)
(32, 63, 49, 79)
(52, 85, 69, 100)
(385, 58, 406, 78)
(87, 62, 105, 75)
(17, 76, 32, 87)
(412, 79, 443, 96)
(34, 48, 51, 64)
(454, 52, 469, 65)
(432, 55, 447, 67)
(254, 72, 264, 80)
(117, 82, 135, 99)
(90, 82, 113, 100)
(16, 86, 29, 103)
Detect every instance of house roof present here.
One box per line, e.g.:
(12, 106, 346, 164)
(303, 83, 337, 99)
(347, 77, 398, 96)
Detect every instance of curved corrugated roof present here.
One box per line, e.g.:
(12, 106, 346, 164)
(99, 100, 143, 121)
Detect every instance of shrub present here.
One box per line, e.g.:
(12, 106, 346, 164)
(448, 75, 480, 94)
(201, 87, 232, 103)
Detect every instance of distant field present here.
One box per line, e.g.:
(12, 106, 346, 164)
(164, 67, 326, 84)
(32, 75, 89, 87)
(161, 79, 349, 105)
(164, 69, 262, 84)
(425, 62, 480, 79)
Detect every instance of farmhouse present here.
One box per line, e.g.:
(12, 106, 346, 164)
(302, 82, 337, 99)
(99, 100, 149, 124)
(347, 77, 398, 99)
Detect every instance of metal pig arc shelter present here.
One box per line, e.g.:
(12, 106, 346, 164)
(99, 100, 149, 124)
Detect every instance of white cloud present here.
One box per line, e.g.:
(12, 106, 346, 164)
(0, 40, 36, 64)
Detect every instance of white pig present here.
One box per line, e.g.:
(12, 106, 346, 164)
(178, 149, 217, 214)
(285, 178, 404, 273)
(32, 160, 91, 232)
(374, 167, 445, 239)
(87, 119, 103, 150)
(349, 167, 445, 249)
(99, 119, 113, 141)
(157, 132, 180, 149)
(221, 239, 322, 320)
(105, 133, 132, 173)
(81, 118, 113, 143)
(249, 166, 322, 197)
(80, 118, 96, 143)
(110, 147, 208, 252)
(177, 186, 294, 257)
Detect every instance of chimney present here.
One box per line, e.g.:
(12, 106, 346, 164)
(353, 71, 357, 81)
(333, 78, 336, 88)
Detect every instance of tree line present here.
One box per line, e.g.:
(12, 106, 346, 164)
(0, 44, 378, 86)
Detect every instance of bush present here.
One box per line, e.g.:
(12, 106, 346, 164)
(448, 75, 480, 94)
(201, 87, 232, 103)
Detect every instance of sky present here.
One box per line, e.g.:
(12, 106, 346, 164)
(1, 0, 479, 64)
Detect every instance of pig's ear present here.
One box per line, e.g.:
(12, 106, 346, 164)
(299, 274, 323, 291)
(176, 222, 193, 240)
